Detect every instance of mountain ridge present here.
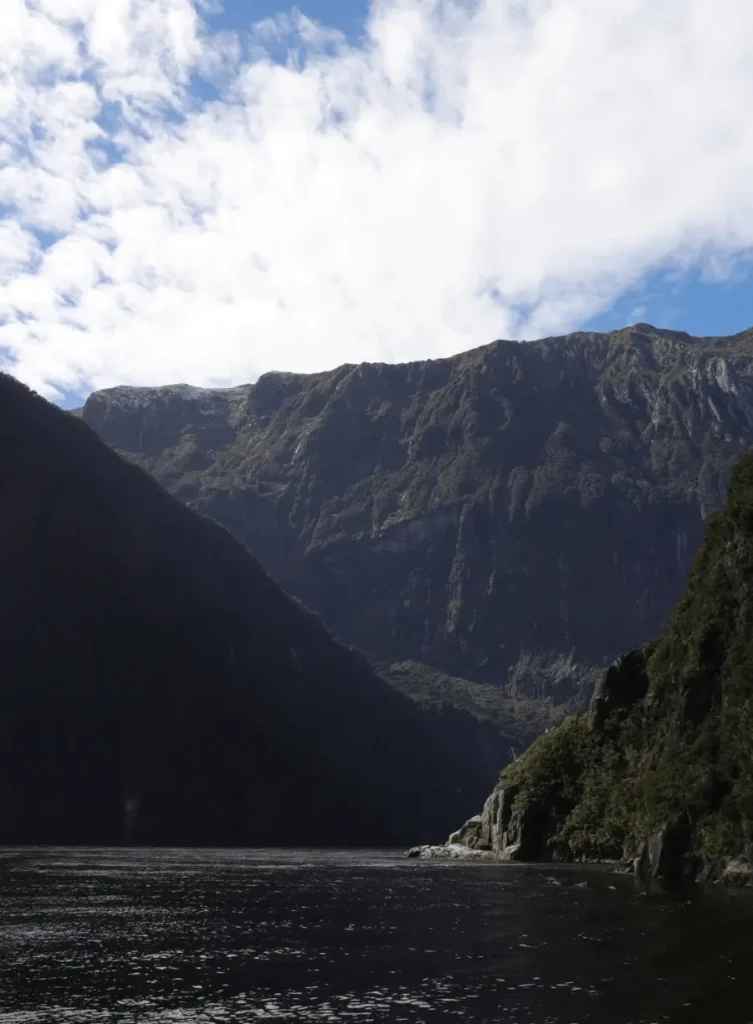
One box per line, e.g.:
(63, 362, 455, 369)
(80, 322, 753, 754)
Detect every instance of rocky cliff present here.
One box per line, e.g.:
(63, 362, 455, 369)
(0, 373, 501, 846)
(81, 323, 753, 746)
(441, 453, 753, 885)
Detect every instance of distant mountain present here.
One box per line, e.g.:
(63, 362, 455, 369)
(0, 373, 501, 846)
(82, 323, 753, 749)
(456, 452, 753, 886)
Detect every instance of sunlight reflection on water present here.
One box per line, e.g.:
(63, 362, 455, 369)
(1, 848, 752, 1023)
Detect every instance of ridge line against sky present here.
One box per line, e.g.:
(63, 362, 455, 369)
(2, 0, 753, 404)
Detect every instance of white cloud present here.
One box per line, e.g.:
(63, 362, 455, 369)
(2, 0, 753, 398)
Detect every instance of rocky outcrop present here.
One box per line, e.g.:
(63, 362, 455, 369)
(448, 814, 488, 849)
(81, 324, 753, 755)
(409, 783, 558, 862)
(478, 786, 554, 861)
(435, 784, 559, 862)
(406, 843, 492, 860)
(633, 822, 693, 884)
(721, 859, 753, 887)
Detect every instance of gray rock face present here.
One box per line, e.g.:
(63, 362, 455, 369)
(721, 858, 753, 887)
(481, 787, 511, 854)
(406, 843, 492, 860)
(417, 781, 558, 863)
(633, 834, 753, 888)
(633, 823, 692, 885)
(448, 814, 488, 849)
(435, 784, 552, 861)
(497, 804, 548, 861)
(478, 785, 555, 861)
(82, 324, 753, 749)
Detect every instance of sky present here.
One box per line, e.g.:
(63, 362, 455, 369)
(2, 0, 753, 405)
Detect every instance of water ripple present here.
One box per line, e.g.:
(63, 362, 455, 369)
(0, 848, 752, 1023)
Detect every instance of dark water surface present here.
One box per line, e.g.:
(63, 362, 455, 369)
(1, 848, 752, 1023)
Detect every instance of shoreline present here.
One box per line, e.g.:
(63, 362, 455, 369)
(405, 844, 753, 894)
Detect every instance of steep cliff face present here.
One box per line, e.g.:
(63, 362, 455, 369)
(82, 324, 753, 726)
(0, 373, 500, 846)
(451, 453, 753, 884)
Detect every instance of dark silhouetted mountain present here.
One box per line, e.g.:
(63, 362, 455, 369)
(82, 323, 753, 750)
(0, 372, 503, 846)
(454, 453, 753, 886)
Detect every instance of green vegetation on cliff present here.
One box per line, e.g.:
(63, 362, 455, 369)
(497, 454, 753, 877)
(380, 658, 596, 753)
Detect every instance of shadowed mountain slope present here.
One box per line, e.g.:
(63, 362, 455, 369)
(0, 373, 500, 846)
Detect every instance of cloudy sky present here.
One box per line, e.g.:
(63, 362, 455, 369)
(3, 0, 753, 403)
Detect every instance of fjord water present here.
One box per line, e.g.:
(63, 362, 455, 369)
(1, 849, 752, 1023)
